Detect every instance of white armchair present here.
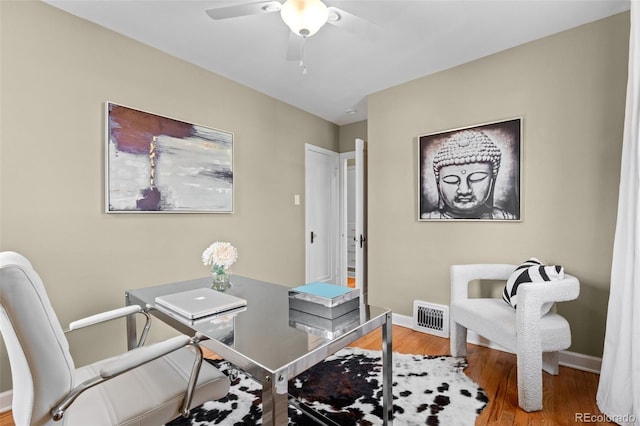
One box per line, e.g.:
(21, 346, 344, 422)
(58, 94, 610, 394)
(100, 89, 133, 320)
(449, 263, 580, 412)
(0, 251, 230, 425)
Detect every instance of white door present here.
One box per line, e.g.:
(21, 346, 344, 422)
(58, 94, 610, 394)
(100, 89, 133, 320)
(305, 144, 339, 283)
(338, 152, 356, 287)
(355, 139, 368, 301)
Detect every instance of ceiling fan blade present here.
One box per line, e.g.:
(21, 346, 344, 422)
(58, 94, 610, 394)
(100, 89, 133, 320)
(286, 31, 304, 62)
(326, 6, 380, 40)
(205, 1, 281, 20)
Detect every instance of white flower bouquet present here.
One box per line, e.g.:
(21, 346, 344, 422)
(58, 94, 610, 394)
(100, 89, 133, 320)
(203, 242, 238, 291)
(202, 241, 238, 271)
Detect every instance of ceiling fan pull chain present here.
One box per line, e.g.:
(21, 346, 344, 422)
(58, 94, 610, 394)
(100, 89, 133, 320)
(299, 36, 308, 75)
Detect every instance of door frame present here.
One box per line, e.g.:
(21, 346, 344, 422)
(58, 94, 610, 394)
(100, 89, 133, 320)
(354, 138, 367, 300)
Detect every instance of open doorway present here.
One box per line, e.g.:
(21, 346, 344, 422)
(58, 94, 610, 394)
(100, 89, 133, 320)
(340, 152, 356, 288)
(339, 139, 367, 297)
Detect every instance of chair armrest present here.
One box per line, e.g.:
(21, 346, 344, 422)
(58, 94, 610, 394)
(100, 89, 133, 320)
(68, 305, 152, 348)
(51, 335, 196, 421)
(515, 275, 580, 353)
(517, 274, 580, 313)
(100, 335, 191, 378)
(68, 305, 142, 331)
(451, 264, 515, 302)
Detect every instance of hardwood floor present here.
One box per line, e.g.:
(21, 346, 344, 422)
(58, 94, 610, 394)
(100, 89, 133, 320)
(0, 325, 611, 425)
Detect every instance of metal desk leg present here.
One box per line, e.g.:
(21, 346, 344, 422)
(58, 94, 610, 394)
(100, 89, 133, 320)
(261, 373, 289, 426)
(382, 311, 393, 425)
(125, 293, 137, 350)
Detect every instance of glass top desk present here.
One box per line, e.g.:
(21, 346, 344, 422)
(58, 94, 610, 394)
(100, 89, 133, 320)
(125, 275, 393, 425)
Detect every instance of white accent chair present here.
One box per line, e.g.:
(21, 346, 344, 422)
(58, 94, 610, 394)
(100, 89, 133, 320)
(449, 264, 580, 412)
(0, 251, 230, 426)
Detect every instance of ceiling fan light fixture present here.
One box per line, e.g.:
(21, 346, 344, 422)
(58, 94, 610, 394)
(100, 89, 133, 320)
(280, 0, 329, 37)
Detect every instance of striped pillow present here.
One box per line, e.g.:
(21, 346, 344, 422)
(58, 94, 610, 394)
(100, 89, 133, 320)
(502, 258, 564, 314)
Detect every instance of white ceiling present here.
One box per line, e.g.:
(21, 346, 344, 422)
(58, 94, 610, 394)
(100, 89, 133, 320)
(43, 0, 630, 125)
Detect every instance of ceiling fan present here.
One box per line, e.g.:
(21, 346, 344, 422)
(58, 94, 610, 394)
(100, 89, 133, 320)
(205, 0, 376, 71)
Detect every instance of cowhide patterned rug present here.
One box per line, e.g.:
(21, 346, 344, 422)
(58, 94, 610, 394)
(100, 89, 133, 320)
(167, 347, 488, 425)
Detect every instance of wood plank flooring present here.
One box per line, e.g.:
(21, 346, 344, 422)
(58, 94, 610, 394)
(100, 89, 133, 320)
(0, 325, 612, 425)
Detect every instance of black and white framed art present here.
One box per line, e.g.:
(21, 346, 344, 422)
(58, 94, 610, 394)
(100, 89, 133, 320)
(418, 118, 521, 221)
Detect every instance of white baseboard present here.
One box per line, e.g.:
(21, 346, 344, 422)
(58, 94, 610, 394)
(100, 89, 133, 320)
(392, 313, 601, 374)
(558, 350, 602, 374)
(391, 312, 414, 329)
(0, 390, 12, 414)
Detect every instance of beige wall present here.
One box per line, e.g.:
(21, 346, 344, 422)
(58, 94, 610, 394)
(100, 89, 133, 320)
(339, 120, 368, 152)
(367, 12, 629, 358)
(0, 1, 337, 391)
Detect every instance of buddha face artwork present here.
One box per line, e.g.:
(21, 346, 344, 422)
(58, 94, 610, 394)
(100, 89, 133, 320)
(419, 119, 521, 221)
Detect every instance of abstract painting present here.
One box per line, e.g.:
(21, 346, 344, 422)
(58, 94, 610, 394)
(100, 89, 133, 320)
(105, 102, 233, 213)
(418, 118, 521, 221)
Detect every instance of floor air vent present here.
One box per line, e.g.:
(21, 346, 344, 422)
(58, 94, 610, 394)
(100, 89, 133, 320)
(413, 301, 449, 338)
